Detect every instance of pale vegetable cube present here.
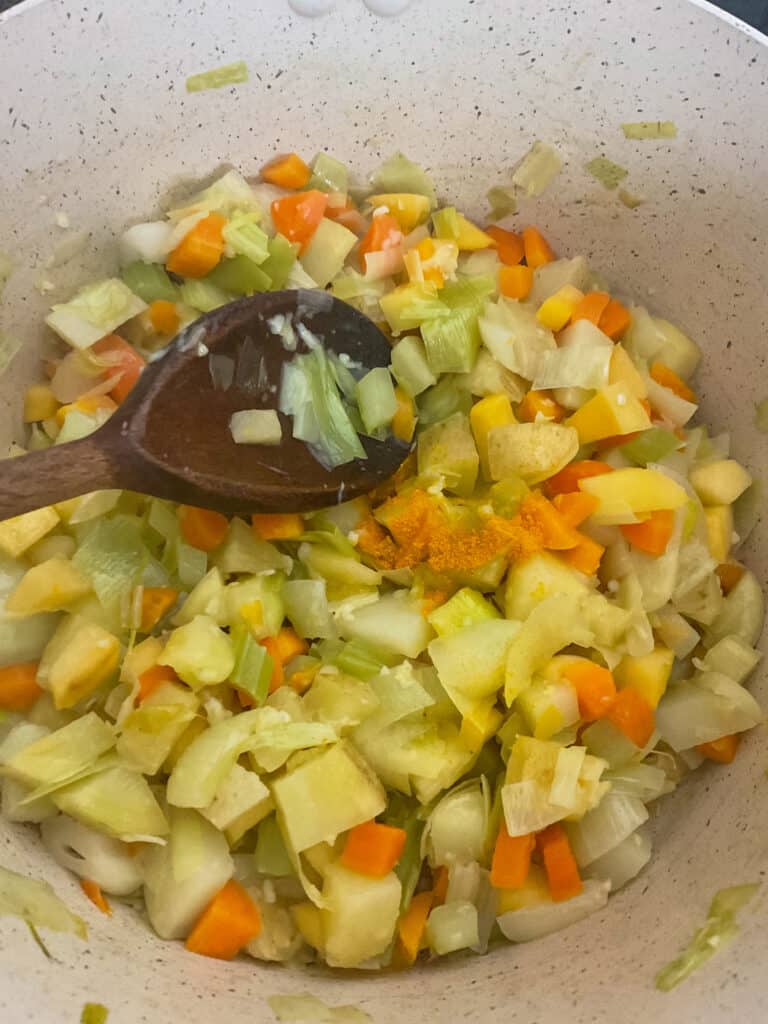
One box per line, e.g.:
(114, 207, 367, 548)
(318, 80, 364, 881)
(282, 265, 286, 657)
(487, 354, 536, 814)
(528, 256, 591, 308)
(291, 901, 326, 953)
(427, 586, 500, 637)
(505, 552, 590, 620)
(704, 505, 733, 563)
(53, 764, 168, 840)
(245, 885, 303, 962)
(613, 647, 674, 709)
(26, 534, 77, 564)
(496, 863, 550, 914)
(0, 723, 57, 823)
(116, 681, 199, 775)
(38, 614, 121, 709)
(487, 422, 578, 484)
(565, 384, 651, 444)
(159, 614, 235, 688)
(201, 763, 273, 844)
(120, 636, 164, 686)
(704, 570, 764, 649)
(426, 901, 479, 955)
(417, 412, 479, 497)
(172, 567, 227, 626)
(579, 468, 688, 526)
(701, 635, 761, 686)
(0, 507, 60, 558)
(336, 593, 433, 659)
(270, 742, 386, 853)
(456, 349, 527, 403)
(6, 558, 91, 615)
(321, 862, 401, 968)
(229, 409, 282, 446)
(2, 712, 115, 790)
(429, 619, 520, 700)
(300, 218, 358, 288)
(689, 459, 752, 506)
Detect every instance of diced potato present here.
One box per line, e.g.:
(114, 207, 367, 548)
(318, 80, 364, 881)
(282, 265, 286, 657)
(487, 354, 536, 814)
(505, 552, 590, 620)
(321, 861, 401, 968)
(116, 681, 199, 776)
(417, 412, 479, 496)
(565, 384, 651, 444)
(25, 534, 77, 565)
(158, 614, 234, 688)
(704, 505, 733, 563)
(487, 422, 578, 485)
(0, 507, 60, 558)
(614, 647, 674, 708)
(689, 459, 752, 506)
(536, 285, 584, 331)
(580, 468, 688, 526)
(201, 763, 273, 844)
(6, 558, 91, 615)
(609, 345, 647, 399)
(291, 901, 326, 953)
(38, 614, 121, 709)
(470, 393, 516, 481)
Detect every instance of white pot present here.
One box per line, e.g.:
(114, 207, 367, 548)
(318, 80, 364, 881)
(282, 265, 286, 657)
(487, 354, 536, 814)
(0, 0, 766, 1021)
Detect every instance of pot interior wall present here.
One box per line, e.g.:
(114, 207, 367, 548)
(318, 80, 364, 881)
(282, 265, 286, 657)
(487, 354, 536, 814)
(0, 1, 766, 1021)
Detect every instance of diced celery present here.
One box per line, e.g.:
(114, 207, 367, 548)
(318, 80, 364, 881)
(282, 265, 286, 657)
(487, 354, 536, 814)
(261, 234, 297, 290)
(370, 152, 437, 208)
(497, 879, 610, 942)
(222, 211, 269, 265)
(230, 625, 274, 706)
(179, 278, 233, 312)
(300, 219, 357, 288)
(116, 682, 198, 775)
(159, 615, 234, 689)
(512, 141, 562, 197)
(421, 307, 481, 375)
(336, 593, 433, 659)
(390, 335, 437, 397)
(40, 815, 143, 895)
(121, 261, 179, 303)
(417, 412, 479, 496)
(186, 61, 248, 92)
(621, 427, 680, 466)
(308, 153, 349, 195)
(282, 579, 335, 640)
(354, 367, 397, 435)
(206, 254, 270, 295)
(321, 861, 402, 968)
(417, 376, 473, 425)
(333, 639, 387, 680)
(53, 763, 168, 839)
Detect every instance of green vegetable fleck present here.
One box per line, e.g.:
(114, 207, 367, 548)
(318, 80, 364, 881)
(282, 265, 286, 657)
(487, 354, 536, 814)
(486, 186, 518, 220)
(585, 157, 629, 191)
(186, 61, 249, 93)
(81, 1004, 109, 1024)
(622, 121, 677, 140)
(754, 398, 768, 433)
(267, 994, 371, 1023)
(618, 188, 645, 209)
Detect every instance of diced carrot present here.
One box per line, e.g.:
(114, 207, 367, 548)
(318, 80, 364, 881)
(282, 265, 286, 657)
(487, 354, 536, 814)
(137, 664, 178, 703)
(251, 512, 304, 541)
(499, 264, 534, 300)
(490, 825, 534, 890)
(148, 299, 180, 336)
(607, 687, 655, 747)
(185, 879, 261, 960)
(392, 386, 417, 443)
(0, 662, 43, 711)
(570, 291, 611, 327)
(517, 389, 566, 424)
(560, 532, 605, 576)
(166, 212, 227, 278)
(340, 820, 408, 878)
(696, 733, 741, 764)
(537, 823, 582, 902)
(260, 627, 308, 693)
(431, 866, 449, 908)
(271, 190, 328, 251)
(179, 505, 229, 552)
(261, 152, 311, 190)
(552, 491, 599, 527)
(544, 459, 614, 497)
(562, 661, 617, 722)
(80, 879, 111, 916)
(598, 298, 631, 340)
(359, 213, 403, 263)
(523, 493, 581, 550)
(139, 587, 178, 633)
(650, 361, 697, 403)
(92, 335, 147, 404)
(396, 891, 433, 966)
(620, 509, 676, 557)
(522, 226, 555, 269)
(486, 226, 524, 266)
(715, 562, 745, 595)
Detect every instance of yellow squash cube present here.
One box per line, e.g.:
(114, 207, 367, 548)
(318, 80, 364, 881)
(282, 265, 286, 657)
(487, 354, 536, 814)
(579, 468, 688, 525)
(6, 558, 91, 615)
(609, 345, 647, 399)
(23, 384, 59, 423)
(536, 286, 584, 331)
(470, 393, 517, 480)
(0, 507, 60, 558)
(453, 213, 495, 251)
(367, 192, 431, 232)
(614, 646, 674, 708)
(38, 614, 121, 709)
(565, 383, 652, 443)
(704, 504, 734, 563)
(689, 459, 752, 506)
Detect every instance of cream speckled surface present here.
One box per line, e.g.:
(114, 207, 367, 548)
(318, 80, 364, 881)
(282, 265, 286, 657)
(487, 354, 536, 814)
(1, 1, 767, 1021)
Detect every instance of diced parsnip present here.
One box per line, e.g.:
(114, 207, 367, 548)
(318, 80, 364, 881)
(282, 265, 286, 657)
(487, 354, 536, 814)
(141, 806, 233, 939)
(428, 619, 520, 701)
(487, 422, 578, 485)
(0, 507, 60, 558)
(336, 593, 433, 659)
(689, 459, 752, 506)
(321, 861, 401, 968)
(516, 678, 580, 740)
(417, 412, 479, 496)
(158, 615, 235, 688)
(5, 558, 91, 615)
(653, 317, 701, 379)
(579, 468, 688, 526)
(52, 764, 168, 840)
(201, 763, 274, 844)
(704, 570, 764, 649)
(116, 681, 199, 775)
(40, 816, 143, 895)
(505, 552, 590, 621)
(37, 615, 121, 709)
(300, 219, 357, 288)
(609, 345, 647, 399)
(470, 393, 516, 481)
(613, 647, 674, 709)
(270, 742, 386, 853)
(565, 384, 651, 444)
(704, 505, 733, 563)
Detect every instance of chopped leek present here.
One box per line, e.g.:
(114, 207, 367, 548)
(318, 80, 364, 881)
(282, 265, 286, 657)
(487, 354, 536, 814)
(511, 141, 562, 197)
(185, 60, 249, 92)
(46, 279, 147, 350)
(267, 995, 371, 1024)
(261, 234, 297, 290)
(622, 121, 677, 139)
(585, 156, 628, 190)
(308, 153, 349, 195)
(421, 307, 482, 375)
(0, 864, 87, 940)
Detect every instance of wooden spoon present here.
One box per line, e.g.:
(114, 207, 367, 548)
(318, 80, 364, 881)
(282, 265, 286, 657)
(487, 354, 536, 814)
(0, 290, 411, 520)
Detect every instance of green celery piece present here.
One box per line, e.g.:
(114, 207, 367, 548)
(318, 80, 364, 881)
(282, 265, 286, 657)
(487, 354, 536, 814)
(206, 255, 271, 295)
(222, 212, 269, 265)
(390, 335, 436, 398)
(308, 153, 349, 195)
(121, 262, 179, 304)
(334, 640, 388, 681)
(179, 278, 233, 312)
(296, 348, 366, 469)
(81, 1005, 109, 1024)
(487, 185, 518, 220)
(439, 275, 496, 311)
(254, 815, 295, 877)
(421, 306, 481, 375)
(370, 152, 437, 207)
(585, 156, 629, 191)
(230, 626, 273, 705)
(417, 375, 473, 426)
(262, 234, 297, 290)
(620, 427, 679, 465)
(186, 61, 249, 93)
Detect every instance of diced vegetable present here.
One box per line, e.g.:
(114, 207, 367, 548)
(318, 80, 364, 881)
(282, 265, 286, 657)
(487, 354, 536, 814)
(0, 864, 87, 940)
(497, 879, 610, 942)
(321, 861, 401, 967)
(45, 279, 147, 350)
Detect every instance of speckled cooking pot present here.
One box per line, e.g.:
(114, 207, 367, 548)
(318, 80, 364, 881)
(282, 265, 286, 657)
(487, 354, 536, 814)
(0, 0, 766, 1021)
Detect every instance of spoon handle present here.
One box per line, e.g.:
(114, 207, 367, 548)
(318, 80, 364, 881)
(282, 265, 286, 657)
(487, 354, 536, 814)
(0, 434, 121, 520)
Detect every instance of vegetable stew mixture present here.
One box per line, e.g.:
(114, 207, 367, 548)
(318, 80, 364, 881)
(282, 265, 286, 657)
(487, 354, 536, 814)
(0, 152, 763, 971)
